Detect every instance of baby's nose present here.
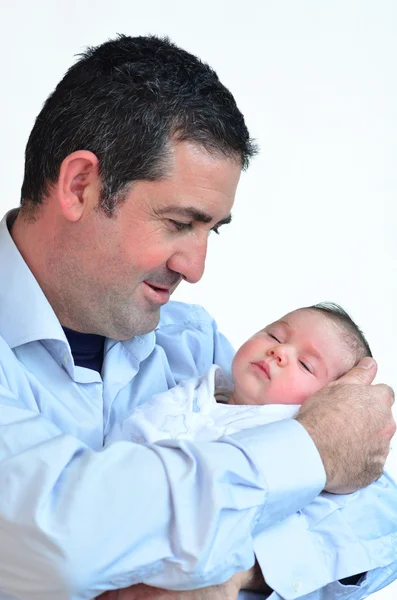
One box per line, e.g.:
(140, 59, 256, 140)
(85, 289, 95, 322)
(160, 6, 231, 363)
(268, 346, 289, 366)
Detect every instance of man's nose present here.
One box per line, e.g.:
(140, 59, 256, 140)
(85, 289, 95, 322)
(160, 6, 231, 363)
(166, 238, 208, 284)
(267, 345, 290, 366)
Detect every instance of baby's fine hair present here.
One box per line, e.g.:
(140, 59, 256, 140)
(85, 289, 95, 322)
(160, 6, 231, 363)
(306, 302, 373, 361)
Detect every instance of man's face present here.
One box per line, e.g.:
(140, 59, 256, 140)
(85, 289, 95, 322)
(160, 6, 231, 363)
(55, 142, 240, 339)
(231, 309, 356, 406)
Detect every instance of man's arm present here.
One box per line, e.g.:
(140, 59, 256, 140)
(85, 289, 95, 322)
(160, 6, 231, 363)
(135, 305, 397, 600)
(100, 360, 396, 600)
(97, 565, 270, 600)
(0, 388, 391, 600)
(240, 564, 397, 600)
(98, 574, 248, 600)
(0, 304, 394, 600)
(0, 372, 324, 599)
(250, 470, 397, 598)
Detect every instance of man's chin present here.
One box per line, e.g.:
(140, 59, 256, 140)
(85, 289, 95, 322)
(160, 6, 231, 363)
(113, 309, 161, 340)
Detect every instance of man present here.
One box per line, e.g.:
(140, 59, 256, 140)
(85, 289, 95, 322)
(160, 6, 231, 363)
(0, 34, 395, 600)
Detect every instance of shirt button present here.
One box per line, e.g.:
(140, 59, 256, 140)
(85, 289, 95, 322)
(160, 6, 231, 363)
(63, 353, 69, 365)
(292, 580, 302, 593)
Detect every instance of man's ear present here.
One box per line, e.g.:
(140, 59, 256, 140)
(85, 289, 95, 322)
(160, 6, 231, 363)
(56, 150, 100, 222)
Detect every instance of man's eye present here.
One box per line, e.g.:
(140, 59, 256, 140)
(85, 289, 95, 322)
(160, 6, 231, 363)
(169, 220, 192, 232)
(299, 360, 312, 373)
(210, 226, 220, 235)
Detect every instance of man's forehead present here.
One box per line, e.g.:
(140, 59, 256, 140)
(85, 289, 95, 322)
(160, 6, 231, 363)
(167, 141, 242, 193)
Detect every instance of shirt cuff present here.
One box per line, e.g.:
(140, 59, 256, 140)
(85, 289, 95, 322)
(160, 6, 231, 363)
(252, 512, 330, 599)
(231, 418, 326, 528)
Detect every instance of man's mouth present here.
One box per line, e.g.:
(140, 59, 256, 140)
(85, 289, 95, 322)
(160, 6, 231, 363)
(251, 361, 271, 379)
(143, 282, 171, 304)
(145, 283, 170, 291)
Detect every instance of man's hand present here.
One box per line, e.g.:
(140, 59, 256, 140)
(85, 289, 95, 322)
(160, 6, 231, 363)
(296, 357, 396, 493)
(97, 566, 273, 600)
(97, 575, 242, 600)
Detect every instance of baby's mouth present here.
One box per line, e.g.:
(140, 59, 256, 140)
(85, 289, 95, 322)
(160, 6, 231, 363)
(251, 361, 271, 379)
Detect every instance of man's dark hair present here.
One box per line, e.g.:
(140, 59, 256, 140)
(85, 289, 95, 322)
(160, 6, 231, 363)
(306, 301, 373, 361)
(21, 34, 257, 215)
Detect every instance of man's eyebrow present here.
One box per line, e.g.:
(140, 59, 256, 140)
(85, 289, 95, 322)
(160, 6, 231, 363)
(156, 205, 232, 226)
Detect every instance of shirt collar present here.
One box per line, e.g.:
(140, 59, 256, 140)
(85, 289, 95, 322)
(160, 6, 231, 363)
(0, 210, 68, 349)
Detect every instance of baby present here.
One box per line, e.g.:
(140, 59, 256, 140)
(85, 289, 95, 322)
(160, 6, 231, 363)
(106, 303, 397, 598)
(228, 299, 370, 405)
(109, 301, 372, 444)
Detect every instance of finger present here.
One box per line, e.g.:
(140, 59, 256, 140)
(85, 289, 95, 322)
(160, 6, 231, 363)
(335, 357, 378, 386)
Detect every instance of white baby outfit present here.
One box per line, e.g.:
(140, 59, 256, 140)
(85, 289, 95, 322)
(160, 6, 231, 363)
(109, 365, 299, 444)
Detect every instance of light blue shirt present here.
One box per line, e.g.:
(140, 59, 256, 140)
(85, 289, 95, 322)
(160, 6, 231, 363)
(0, 211, 396, 600)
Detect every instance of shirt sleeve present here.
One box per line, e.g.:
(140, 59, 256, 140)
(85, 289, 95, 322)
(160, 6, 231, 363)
(0, 320, 326, 600)
(155, 302, 236, 381)
(252, 473, 397, 599)
(239, 566, 397, 600)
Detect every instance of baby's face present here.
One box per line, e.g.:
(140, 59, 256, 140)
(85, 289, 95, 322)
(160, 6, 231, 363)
(231, 309, 356, 406)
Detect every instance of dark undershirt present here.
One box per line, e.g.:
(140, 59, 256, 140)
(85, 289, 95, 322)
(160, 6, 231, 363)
(63, 327, 105, 373)
(339, 573, 365, 586)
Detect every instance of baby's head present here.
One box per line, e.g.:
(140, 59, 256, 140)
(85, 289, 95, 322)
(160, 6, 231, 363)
(230, 303, 372, 406)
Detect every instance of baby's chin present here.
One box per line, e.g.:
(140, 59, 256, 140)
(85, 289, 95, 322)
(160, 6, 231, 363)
(231, 382, 304, 406)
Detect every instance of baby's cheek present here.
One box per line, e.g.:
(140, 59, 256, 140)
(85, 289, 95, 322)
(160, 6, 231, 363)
(277, 376, 321, 405)
(271, 379, 303, 404)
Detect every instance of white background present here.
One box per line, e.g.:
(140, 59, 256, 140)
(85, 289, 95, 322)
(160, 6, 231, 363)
(1, 1, 396, 598)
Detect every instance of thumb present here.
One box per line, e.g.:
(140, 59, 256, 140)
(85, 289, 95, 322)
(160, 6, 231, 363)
(334, 357, 378, 386)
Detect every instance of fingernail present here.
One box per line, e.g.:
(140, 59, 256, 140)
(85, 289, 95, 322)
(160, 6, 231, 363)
(358, 357, 375, 369)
